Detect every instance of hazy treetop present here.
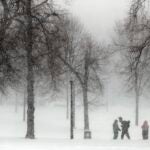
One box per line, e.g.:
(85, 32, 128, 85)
(56, 0, 130, 43)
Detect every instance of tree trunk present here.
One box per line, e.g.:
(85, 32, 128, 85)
(135, 84, 139, 126)
(135, 91, 139, 126)
(66, 74, 69, 119)
(25, 0, 35, 139)
(70, 80, 74, 139)
(83, 86, 89, 130)
(82, 85, 91, 139)
(72, 81, 75, 128)
(83, 52, 91, 139)
(23, 89, 26, 121)
(83, 52, 90, 131)
(15, 92, 18, 113)
(135, 71, 139, 126)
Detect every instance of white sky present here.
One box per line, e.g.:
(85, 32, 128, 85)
(67, 0, 131, 101)
(68, 0, 130, 43)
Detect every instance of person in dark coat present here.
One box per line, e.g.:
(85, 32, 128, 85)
(119, 117, 130, 139)
(141, 120, 149, 140)
(113, 119, 121, 139)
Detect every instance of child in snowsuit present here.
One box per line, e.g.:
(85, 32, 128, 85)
(119, 117, 130, 139)
(113, 119, 121, 139)
(141, 120, 149, 140)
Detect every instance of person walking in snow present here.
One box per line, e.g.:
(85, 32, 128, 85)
(119, 117, 130, 139)
(113, 119, 121, 139)
(141, 120, 149, 140)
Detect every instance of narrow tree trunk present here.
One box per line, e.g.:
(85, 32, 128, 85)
(83, 86, 89, 130)
(135, 71, 139, 126)
(135, 90, 139, 126)
(72, 81, 75, 128)
(84, 53, 89, 131)
(135, 84, 139, 126)
(25, 0, 35, 139)
(82, 85, 91, 139)
(70, 80, 74, 139)
(15, 92, 18, 113)
(83, 52, 91, 139)
(23, 89, 26, 121)
(66, 74, 69, 119)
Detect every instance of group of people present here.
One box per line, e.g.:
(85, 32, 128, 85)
(113, 117, 149, 140)
(113, 117, 130, 140)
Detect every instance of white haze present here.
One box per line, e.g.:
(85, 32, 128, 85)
(69, 0, 130, 42)
(0, 1, 150, 149)
(55, 0, 130, 42)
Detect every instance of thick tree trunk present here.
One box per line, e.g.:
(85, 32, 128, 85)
(26, 59, 35, 139)
(25, 0, 35, 139)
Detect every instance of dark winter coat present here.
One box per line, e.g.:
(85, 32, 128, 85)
(142, 121, 149, 131)
(113, 120, 121, 133)
(141, 121, 149, 139)
(120, 120, 130, 133)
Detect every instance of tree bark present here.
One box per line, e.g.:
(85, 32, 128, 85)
(83, 53, 91, 139)
(25, 0, 35, 139)
(66, 73, 69, 119)
(135, 71, 139, 126)
(72, 81, 75, 128)
(0, 0, 9, 60)
(82, 85, 89, 131)
(15, 92, 18, 113)
(23, 89, 26, 121)
(135, 88, 139, 126)
(58, 54, 91, 138)
(70, 80, 74, 139)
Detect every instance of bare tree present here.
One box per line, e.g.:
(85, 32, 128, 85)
(0, 0, 68, 139)
(55, 17, 106, 138)
(114, 0, 150, 126)
(0, 0, 106, 139)
(23, 0, 67, 139)
(126, 0, 150, 126)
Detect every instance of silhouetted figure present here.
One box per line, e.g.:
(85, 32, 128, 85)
(119, 117, 130, 139)
(141, 120, 149, 140)
(113, 119, 121, 139)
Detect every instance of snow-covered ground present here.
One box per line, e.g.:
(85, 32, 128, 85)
(0, 102, 150, 150)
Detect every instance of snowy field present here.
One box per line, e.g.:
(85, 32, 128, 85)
(0, 102, 150, 150)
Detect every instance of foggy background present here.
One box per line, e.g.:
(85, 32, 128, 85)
(70, 0, 130, 43)
(68, 0, 150, 108)
(67, 0, 132, 107)
(0, 0, 150, 146)
(2, 0, 148, 107)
